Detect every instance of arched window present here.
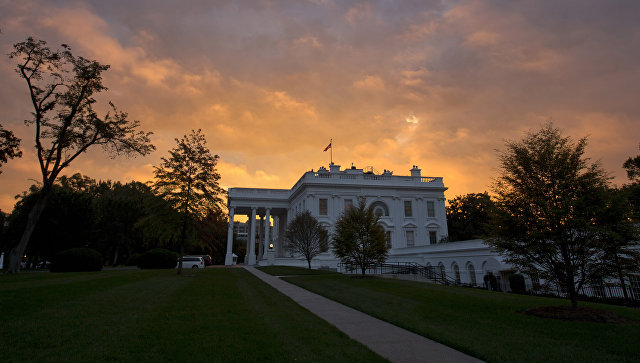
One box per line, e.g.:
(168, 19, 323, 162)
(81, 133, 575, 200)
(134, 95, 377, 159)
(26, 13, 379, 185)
(466, 262, 477, 286)
(369, 201, 390, 217)
(452, 262, 461, 284)
(438, 262, 446, 281)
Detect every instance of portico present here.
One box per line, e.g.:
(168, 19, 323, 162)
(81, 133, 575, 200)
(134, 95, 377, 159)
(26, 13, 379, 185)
(224, 188, 289, 266)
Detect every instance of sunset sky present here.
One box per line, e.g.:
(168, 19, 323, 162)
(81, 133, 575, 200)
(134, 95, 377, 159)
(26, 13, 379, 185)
(1, 0, 639, 213)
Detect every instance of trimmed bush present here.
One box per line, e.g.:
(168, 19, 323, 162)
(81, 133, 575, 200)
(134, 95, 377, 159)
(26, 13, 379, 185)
(125, 253, 141, 266)
(137, 248, 178, 269)
(50, 247, 103, 272)
(509, 273, 526, 293)
(483, 273, 498, 291)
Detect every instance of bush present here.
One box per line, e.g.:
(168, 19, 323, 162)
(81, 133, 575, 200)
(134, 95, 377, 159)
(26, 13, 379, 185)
(509, 273, 526, 293)
(125, 253, 141, 266)
(483, 273, 498, 291)
(50, 247, 103, 272)
(137, 248, 178, 269)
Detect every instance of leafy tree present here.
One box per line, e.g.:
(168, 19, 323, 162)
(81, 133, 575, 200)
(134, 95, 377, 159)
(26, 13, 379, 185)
(4, 174, 98, 267)
(332, 197, 389, 275)
(589, 187, 640, 301)
(622, 149, 640, 222)
(194, 209, 228, 264)
(5, 37, 154, 273)
(152, 129, 225, 274)
(446, 192, 495, 241)
(623, 154, 640, 183)
(488, 123, 610, 309)
(0, 123, 22, 173)
(285, 211, 329, 269)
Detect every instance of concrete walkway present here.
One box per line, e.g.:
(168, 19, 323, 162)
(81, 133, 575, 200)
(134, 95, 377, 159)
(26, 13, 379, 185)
(244, 266, 483, 363)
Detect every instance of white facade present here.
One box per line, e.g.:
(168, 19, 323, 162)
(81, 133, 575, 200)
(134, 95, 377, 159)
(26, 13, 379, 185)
(224, 163, 512, 286)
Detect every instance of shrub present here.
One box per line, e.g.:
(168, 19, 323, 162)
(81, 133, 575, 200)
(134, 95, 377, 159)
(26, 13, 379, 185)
(483, 273, 498, 291)
(137, 248, 178, 269)
(509, 273, 526, 293)
(50, 247, 103, 272)
(125, 253, 141, 266)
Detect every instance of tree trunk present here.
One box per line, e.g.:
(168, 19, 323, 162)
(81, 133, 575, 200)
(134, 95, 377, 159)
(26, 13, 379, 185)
(177, 214, 188, 275)
(307, 259, 311, 270)
(566, 272, 578, 309)
(615, 255, 629, 302)
(6, 194, 50, 273)
(112, 246, 120, 267)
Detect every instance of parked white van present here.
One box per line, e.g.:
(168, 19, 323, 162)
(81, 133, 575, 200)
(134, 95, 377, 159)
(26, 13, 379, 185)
(177, 256, 205, 269)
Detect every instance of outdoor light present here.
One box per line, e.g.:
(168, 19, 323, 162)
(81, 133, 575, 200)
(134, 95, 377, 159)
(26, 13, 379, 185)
(269, 243, 274, 249)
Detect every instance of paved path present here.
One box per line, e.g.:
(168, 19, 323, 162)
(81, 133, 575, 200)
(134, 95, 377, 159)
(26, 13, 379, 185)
(244, 266, 483, 363)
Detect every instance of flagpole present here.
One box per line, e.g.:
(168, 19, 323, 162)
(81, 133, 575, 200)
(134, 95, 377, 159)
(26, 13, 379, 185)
(330, 138, 333, 165)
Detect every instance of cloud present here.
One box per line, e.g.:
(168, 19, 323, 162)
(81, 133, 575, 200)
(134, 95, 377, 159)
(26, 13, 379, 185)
(0, 0, 639, 213)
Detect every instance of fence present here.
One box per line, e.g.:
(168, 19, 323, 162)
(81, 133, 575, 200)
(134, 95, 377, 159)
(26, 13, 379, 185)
(338, 261, 640, 305)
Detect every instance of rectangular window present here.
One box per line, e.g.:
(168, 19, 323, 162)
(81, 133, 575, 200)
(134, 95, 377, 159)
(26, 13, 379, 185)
(429, 231, 437, 244)
(404, 200, 413, 217)
(385, 231, 392, 248)
(344, 199, 353, 211)
(319, 198, 328, 215)
(427, 201, 435, 218)
(406, 230, 415, 247)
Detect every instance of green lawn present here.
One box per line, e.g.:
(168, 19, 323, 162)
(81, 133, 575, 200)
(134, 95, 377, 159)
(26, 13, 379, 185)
(0, 268, 384, 362)
(279, 273, 640, 362)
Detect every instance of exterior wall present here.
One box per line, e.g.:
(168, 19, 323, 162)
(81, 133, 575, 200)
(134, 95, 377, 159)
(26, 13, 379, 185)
(227, 164, 511, 280)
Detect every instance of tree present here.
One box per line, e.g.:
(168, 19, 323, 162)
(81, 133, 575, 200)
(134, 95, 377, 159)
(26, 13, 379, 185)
(623, 154, 640, 183)
(589, 187, 640, 302)
(195, 209, 229, 264)
(285, 211, 329, 269)
(0, 123, 22, 173)
(488, 123, 610, 309)
(5, 37, 154, 273)
(446, 192, 495, 241)
(152, 129, 225, 274)
(332, 197, 389, 275)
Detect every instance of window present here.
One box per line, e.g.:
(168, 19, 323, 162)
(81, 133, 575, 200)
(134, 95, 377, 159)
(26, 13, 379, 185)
(404, 200, 413, 217)
(467, 263, 477, 286)
(406, 230, 415, 247)
(426, 201, 435, 218)
(385, 231, 392, 248)
(374, 206, 385, 217)
(319, 199, 328, 215)
(429, 231, 437, 244)
(453, 263, 461, 284)
(344, 199, 353, 211)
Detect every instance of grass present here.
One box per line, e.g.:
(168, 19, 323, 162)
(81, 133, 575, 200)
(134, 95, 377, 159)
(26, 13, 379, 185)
(0, 268, 385, 362)
(281, 273, 640, 362)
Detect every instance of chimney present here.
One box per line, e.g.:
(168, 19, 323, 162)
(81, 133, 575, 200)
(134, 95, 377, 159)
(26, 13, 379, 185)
(410, 165, 421, 177)
(329, 163, 341, 173)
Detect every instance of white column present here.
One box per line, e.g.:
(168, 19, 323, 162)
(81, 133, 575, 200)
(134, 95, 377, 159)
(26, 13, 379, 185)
(265, 209, 274, 265)
(224, 208, 235, 265)
(258, 214, 265, 261)
(248, 207, 257, 265)
(264, 209, 271, 254)
(245, 217, 251, 265)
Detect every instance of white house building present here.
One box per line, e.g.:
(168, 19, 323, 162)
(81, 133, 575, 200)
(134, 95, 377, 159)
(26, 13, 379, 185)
(224, 163, 512, 287)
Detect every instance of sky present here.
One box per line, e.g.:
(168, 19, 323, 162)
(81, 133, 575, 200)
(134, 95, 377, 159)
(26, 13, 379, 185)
(0, 0, 639, 213)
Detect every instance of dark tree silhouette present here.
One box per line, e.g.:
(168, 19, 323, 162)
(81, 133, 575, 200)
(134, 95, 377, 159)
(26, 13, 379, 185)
(332, 197, 388, 275)
(152, 129, 224, 274)
(5, 37, 154, 273)
(446, 192, 495, 241)
(488, 123, 610, 309)
(285, 211, 329, 269)
(0, 123, 22, 173)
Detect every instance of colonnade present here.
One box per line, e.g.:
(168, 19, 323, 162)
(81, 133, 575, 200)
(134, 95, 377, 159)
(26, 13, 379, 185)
(225, 206, 287, 266)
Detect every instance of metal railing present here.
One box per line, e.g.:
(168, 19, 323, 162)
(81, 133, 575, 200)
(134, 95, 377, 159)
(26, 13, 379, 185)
(338, 261, 459, 286)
